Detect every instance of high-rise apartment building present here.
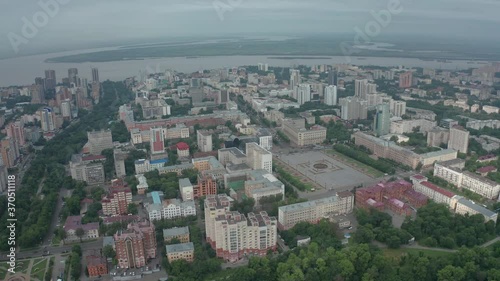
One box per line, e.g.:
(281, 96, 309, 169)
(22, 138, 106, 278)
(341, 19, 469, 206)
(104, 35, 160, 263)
(328, 70, 338, 86)
(448, 126, 470, 153)
(399, 71, 413, 88)
(30, 84, 45, 104)
(390, 100, 406, 117)
(44, 69, 56, 90)
(340, 97, 368, 120)
(114, 149, 128, 178)
(114, 221, 157, 269)
(0, 138, 19, 168)
(289, 69, 300, 98)
(204, 194, 277, 262)
(354, 79, 377, 100)
(86, 130, 113, 155)
(197, 130, 213, 152)
(258, 63, 269, 72)
(38, 108, 55, 132)
(150, 127, 165, 155)
(195, 175, 217, 198)
(374, 103, 391, 136)
(6, 120, 26, 147)
(101, 179, 133, 216)
(68, 68, 79, 86)
(92, 67, 100, 82)
(69, 154, 106, 185)
(324, 85, 337, 106)
(60, 101, 72, 119)
(427, 127, 450, 147)
(297, 84, 311, 105)
(0, 166, 8, 193)
(218, 89, 229, 104)
(245, 142, 272, 173)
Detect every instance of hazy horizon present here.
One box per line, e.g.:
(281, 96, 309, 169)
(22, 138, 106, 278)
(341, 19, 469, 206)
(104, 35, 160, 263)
(1, 0, 499, 59)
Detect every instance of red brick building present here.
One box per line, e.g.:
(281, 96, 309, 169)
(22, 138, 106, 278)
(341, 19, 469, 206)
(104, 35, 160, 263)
(114, 221, 157, 269)
(102, 179, 133, 216)
(194, 175, 217, 198)
(86, 255, 108, 277)
(355, 180, 427, 215)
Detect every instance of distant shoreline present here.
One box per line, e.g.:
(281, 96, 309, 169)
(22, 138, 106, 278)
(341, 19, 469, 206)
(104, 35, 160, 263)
(42, 37, 500, 63)
(267, 56, 332, 60)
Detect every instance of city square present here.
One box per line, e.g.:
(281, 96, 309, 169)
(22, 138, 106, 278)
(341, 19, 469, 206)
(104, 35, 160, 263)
(278, 150, 376, 191)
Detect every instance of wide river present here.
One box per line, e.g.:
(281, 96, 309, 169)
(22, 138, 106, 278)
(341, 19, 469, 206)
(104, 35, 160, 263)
(0, 47, 492, 87)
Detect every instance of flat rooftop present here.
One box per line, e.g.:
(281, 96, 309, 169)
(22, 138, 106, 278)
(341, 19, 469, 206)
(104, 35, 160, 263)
(165, 242, 194, 253)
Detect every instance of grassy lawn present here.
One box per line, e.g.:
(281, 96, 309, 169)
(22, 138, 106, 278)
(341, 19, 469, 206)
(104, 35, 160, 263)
(326, 150, 385, 178)
(31, 257, 48, 281)
(15, 259, 31, 274)
(383, 248, 454, 259)
(0, 264, 8, 280)
(52, 235, 62, 246)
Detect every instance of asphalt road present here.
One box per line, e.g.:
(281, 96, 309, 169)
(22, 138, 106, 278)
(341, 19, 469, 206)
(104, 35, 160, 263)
(0, 239, 103, 261)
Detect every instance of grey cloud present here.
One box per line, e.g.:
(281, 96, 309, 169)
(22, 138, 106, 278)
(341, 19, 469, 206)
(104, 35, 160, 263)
(0, 0, 498, 57)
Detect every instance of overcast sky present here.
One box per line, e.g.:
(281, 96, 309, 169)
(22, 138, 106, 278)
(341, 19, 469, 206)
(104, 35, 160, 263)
(0, 0, 499, 58)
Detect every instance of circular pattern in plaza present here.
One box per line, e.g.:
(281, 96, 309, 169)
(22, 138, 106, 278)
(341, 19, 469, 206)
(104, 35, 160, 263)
(313, 163, 329, 169)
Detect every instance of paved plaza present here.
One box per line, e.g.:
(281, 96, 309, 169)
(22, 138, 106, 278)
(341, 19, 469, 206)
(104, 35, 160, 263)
(278, 150, 375, 191)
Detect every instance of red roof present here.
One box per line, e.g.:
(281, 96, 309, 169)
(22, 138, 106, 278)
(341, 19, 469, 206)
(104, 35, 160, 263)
(102, 215, 139, 225)
(412, 174, 426, 180)
(478, 154, 497, 161)
(420, 181, 455, 198)
(176, 142, 190, 150)
(63, 215, 99, 231)
(477, 166, 497, 174)
(86, 255, 106, 266)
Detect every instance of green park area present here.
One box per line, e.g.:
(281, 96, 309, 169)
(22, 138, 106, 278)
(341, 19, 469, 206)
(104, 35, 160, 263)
(1, 256, 53, 281)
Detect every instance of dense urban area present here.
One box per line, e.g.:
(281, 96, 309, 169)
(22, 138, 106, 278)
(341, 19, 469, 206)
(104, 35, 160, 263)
(1, 61, 500, 281)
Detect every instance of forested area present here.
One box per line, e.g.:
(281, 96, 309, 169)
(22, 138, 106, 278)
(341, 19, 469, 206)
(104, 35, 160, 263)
(402, 203, 496, 248)
(193, 240, 500, 281)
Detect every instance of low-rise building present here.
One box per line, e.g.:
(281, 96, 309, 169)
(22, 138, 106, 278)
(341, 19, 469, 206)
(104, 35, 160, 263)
(282, 118, 327, 147)
(176, 142, 190, 157)
(218, 147, 247, 166)
(63, 216, 99, 242)
(278, 193, 354, 230)
(455, 197, 498, 223)
(434, 160, 500, 200)
(179, 178, 194, 201)
(410, 175, 455, 207)
(145, 191, 196, 221)
(165, 242, 195, 263)
(86, 256, 108, 277)
(136, 174, 149, 195)
(163, 226, 190, 243)
(390, 119, 437, 135)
